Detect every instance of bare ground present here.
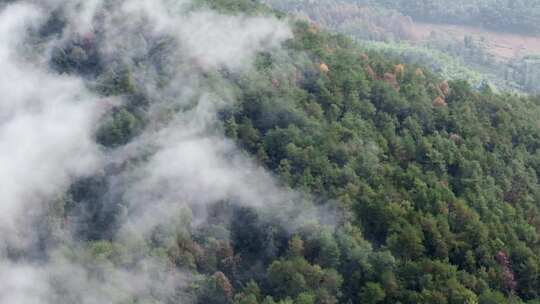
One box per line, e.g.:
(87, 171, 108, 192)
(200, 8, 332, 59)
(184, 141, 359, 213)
(409, 22, 540, 61)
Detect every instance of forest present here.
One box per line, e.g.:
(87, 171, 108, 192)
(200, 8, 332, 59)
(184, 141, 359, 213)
(1, 0, 540, 303)
(223, 18, 540, 304)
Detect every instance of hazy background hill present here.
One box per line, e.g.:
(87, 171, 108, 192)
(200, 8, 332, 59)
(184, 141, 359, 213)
(263, 0, 540, 93)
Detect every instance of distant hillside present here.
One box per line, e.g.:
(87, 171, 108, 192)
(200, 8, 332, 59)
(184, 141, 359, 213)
(265, 0, 540, 35)
(263, 0, 540, 93)
(377, 0, 540, 35)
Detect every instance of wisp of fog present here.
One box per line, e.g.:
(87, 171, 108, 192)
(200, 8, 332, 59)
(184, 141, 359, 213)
(0, 0, 323, 303)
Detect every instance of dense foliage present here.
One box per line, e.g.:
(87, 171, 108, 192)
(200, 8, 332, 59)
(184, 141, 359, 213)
(37, 0, 540, 303)
(223, 16, 540, 304)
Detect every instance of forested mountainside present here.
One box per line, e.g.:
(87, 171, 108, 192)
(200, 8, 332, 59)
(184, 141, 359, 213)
(1, 0, 540, 303)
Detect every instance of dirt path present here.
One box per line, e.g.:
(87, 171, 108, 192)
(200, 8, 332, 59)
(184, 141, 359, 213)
(409, 22, 540, 61)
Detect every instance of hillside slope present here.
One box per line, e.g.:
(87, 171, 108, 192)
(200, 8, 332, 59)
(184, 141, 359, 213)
(0, 0, 539, 303)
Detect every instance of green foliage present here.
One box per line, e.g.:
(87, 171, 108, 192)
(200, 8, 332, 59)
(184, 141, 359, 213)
(198, 272, 234, 304)
(267, 257, 343, 303)
(364, 41, 487, 87)
(224, 19, 540, 303)
(360, 282, 386, 304)
(97, 108, 142, 147)
(192, 0, 277, 15)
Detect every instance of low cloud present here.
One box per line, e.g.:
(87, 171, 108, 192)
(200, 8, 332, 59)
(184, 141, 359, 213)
(0, 2, 103, 250)
(0, 0, 329, 303)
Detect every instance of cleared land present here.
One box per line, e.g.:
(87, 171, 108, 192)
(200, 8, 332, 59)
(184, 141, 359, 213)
(410, 21, 540, 61)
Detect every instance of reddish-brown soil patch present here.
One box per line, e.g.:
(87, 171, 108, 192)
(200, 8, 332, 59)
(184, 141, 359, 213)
(409, 21, 540, 61)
